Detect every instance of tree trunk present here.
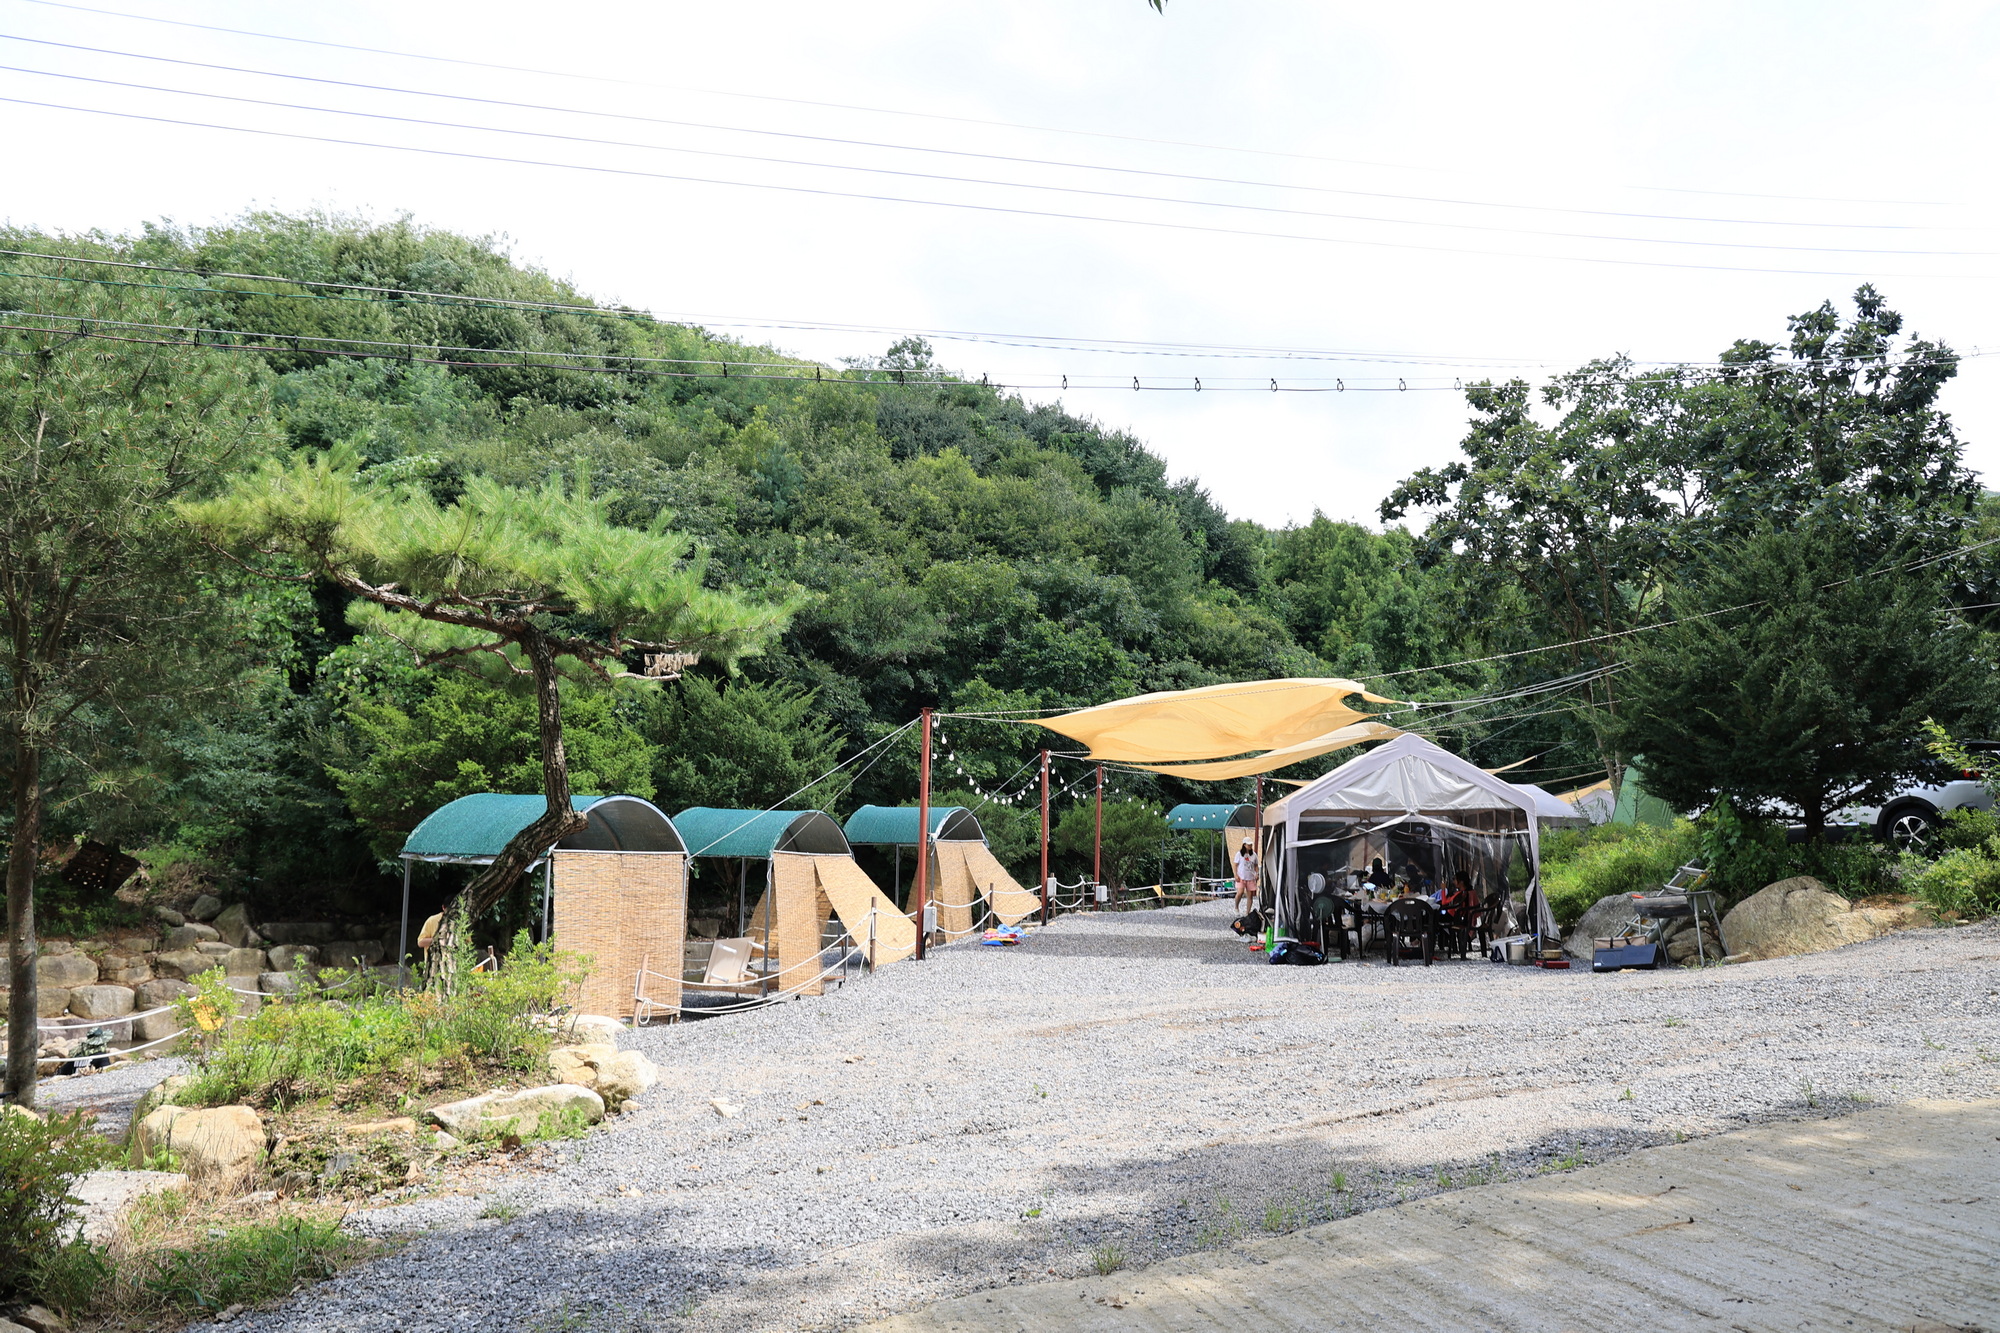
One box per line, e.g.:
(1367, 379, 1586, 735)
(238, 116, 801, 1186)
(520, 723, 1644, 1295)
(429, 629, 586, 987)
(5, 744, 41, 1109)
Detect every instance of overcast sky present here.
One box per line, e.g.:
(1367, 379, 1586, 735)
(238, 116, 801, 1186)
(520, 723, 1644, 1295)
(4, 0, 1996, 527)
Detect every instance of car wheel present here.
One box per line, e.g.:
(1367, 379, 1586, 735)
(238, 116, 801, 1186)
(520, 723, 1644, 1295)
(1882, 805, 1939, 853)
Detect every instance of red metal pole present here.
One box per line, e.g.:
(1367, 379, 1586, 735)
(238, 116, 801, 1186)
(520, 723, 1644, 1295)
(1093, 763, 1104, 909)
(915, 707, 932, 960)
(1039, 749, 1051, 925)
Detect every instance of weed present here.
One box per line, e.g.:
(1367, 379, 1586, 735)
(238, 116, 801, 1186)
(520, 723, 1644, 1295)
(1196, 1197, 1245, 1247)
(1544, 1145, 1585, 1173)
(1799, 1077, 1819, 1109)
(1977, 1047, 1998, 1065)
(1091, 1242, 1125, 1276)
(1848, 1090, 1873, 1103)
(1022, 1206, 1043, 1219)
(131, 1217, 377, 1316)
(1922, 1035, 1947, 1051)
(1330, 1170, 1348, 1194)
(1663, 1016, 1685, 1027)
(1434, 1165, 1453, 1189)
(1032, 1083, 1046, 1099)
(1619, 1087, 1636, 1102)
(1672, 1130, 1689, 1143)
(480, 1202, 522, 1222)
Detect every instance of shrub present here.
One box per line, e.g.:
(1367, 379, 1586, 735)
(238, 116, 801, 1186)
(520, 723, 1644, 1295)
(0, 1109, 115, 1298)
(1540, 822, 1698, 929)
(1937, 806, 2000, 851)
(1902, 841, 2000, 919)
(179, 931, 586, 1108)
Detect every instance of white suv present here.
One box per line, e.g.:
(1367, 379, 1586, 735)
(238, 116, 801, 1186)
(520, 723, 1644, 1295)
(1843, 741, 2000, 851)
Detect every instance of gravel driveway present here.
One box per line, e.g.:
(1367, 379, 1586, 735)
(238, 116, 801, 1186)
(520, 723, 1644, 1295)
(231, 901, 2000, 1333)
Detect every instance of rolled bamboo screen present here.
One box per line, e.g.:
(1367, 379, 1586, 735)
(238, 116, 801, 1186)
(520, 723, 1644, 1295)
(551, 850, 685, 1018)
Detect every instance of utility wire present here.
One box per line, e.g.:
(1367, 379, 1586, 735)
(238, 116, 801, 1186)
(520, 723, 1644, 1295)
(3, 94, 1985, 281)
(11, 0, 1962, 210)
(0, 33, 1976, 237)
(3, 249, 1982, 380)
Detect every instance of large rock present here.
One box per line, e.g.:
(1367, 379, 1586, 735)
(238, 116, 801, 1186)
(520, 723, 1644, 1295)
(68, 984, 136, 1020)
(36, 986, 72, 1018)
(135, 977, 195, 1009)
(98, 955, 152, 987)
(548, 1043, 658, 1111)
(153, 906, 184, 927)
(320, 939, 385, 970)
(132, 1009, 180, 1043)
(153, 949, 218, 981)
(163, 923, 221, 950)
(258, 971, 297, 995)
(260, 922, 338, 946)
(113, 933, 158, 955)
(167, 1106, 265, 1178)
(427, 1085, 605, 1139)
(222, 947, 268, 976)
(131, 1073, 193, 1125)
(266, 944, 320, 973)
(212, 903, 264, 948)
(35, 951, 99, 988)
(132, 1104, 187, 1161)
(67, 1169, 187, 1244)
(187, 894, 222, 923)
(1561, 893, 1642, 960)
(194, 941, 233, 958)
(1720, 877, 1929, 961)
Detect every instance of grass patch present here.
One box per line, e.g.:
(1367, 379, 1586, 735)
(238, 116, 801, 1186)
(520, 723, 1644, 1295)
(1540, 822, 1698, 929)
(1091, 1242, 1125, 1276)
(128, 1217, 376, 1317)
(175, 930, 587, 1110)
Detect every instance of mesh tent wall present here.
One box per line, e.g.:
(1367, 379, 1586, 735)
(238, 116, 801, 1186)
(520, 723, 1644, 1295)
(676, 808, 915, 997)
(1261, 735, 1556, 944)
(399, 793, 687, 1018)
(843, 805, 1040, 933)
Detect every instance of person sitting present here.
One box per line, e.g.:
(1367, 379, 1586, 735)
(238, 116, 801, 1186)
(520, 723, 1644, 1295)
(1365, 857, 1393, 891)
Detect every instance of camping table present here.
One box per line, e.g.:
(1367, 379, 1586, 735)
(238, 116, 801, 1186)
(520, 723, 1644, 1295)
(1353, 897, 1442, 960)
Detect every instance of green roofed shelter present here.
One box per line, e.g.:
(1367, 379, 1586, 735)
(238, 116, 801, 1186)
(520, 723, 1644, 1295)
(842, 805, 984, 845)
(400, 793, 686, 864)
(673, 808, 851, 859)
(1165, 803, 1258, 831)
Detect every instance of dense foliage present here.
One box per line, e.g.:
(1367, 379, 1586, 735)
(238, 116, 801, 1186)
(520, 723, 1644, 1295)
(0, 212, 1993, 944)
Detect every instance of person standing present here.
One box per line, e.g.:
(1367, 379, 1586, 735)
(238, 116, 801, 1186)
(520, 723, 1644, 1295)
(1233, 840, 1259, 913)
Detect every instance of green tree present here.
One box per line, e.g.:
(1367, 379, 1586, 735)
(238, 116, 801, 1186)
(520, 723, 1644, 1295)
(1609, 524, 1990, 839)
(183, 446, 795, 972)
(1382, 287, 1976, 786)
(1, 291, 273, 1106)
(329, 673, 657, 860)
(1052, 799, 1167, 890)
(645, 676, 842, 812)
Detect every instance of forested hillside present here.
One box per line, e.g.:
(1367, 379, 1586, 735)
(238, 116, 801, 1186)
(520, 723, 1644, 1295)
(4, 212, 1991, 923)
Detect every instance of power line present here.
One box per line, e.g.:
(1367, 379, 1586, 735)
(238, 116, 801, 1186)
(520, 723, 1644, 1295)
(5, 94, 1988, 282)
(7, 247, 1984, 380)
(11, 0, 1963, 211)
(1, 33, 1976, 238)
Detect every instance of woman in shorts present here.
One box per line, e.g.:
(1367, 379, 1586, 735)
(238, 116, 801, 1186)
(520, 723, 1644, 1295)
(1233, 840, 1259, 913)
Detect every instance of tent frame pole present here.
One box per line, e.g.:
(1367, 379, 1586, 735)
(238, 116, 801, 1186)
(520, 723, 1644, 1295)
(915, 707, 932, 961)
(1039, 749, 1051, 925)
(1093, 763, 1103, 909)
(398, 859, 412, 974)
(1254, 776, 1265, 911)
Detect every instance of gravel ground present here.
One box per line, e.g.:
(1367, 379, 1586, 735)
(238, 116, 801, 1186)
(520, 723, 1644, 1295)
(35, 1055, 187, 1139)
(207, 902, 2000, 1333)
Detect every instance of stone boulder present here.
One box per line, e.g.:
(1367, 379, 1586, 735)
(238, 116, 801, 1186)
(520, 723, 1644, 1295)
(132, 1009, 180, 1043)
(1720, 877, 1930, 961)
(153, 948, 218, 981)
(212, 903, 264, 949)
(195, 941, 233, 958)
(36, 987, 73, 1018)
(266, 944, 320, 973)
(163, 923, 221, 950)
(36, 951, 99, 989)
(261, 922, 338, 946)
(98, 955, 152, 987)
(68, 984, 136, 1020)
(222, 947, 268, 976)
(535, 1013, 623, 1047)
(1561, 893, 1642, 960)
(258, 971, 297, 995)
(135, 977, 195, 1009)
(548, 1043, 658, 1111)
(138, 1105, 265, 1178)
(427, 1085, 605, 1139)
(188, 894, 223, 923)
(153, 906, 184, 927)
(131, 1073, 193, 1125)
(113, 932, 158, 955)
(320, 939, 385, 970)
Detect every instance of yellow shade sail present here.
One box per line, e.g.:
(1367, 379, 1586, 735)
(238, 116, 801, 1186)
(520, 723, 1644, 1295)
(1119, 721, 1405, 781)
(1035, 677, 1401, 763)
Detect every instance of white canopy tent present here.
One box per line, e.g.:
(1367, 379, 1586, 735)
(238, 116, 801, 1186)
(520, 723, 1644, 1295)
(1512, 782, 1591, 828)
(1265, 734, 1558, 944)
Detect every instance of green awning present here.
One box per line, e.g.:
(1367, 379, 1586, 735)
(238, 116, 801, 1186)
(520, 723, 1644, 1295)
(401, 794, 685, 862)
(1165, 803, 1258, 830)
(842, 805, 984, 845)
(673, 808, 851, 858)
